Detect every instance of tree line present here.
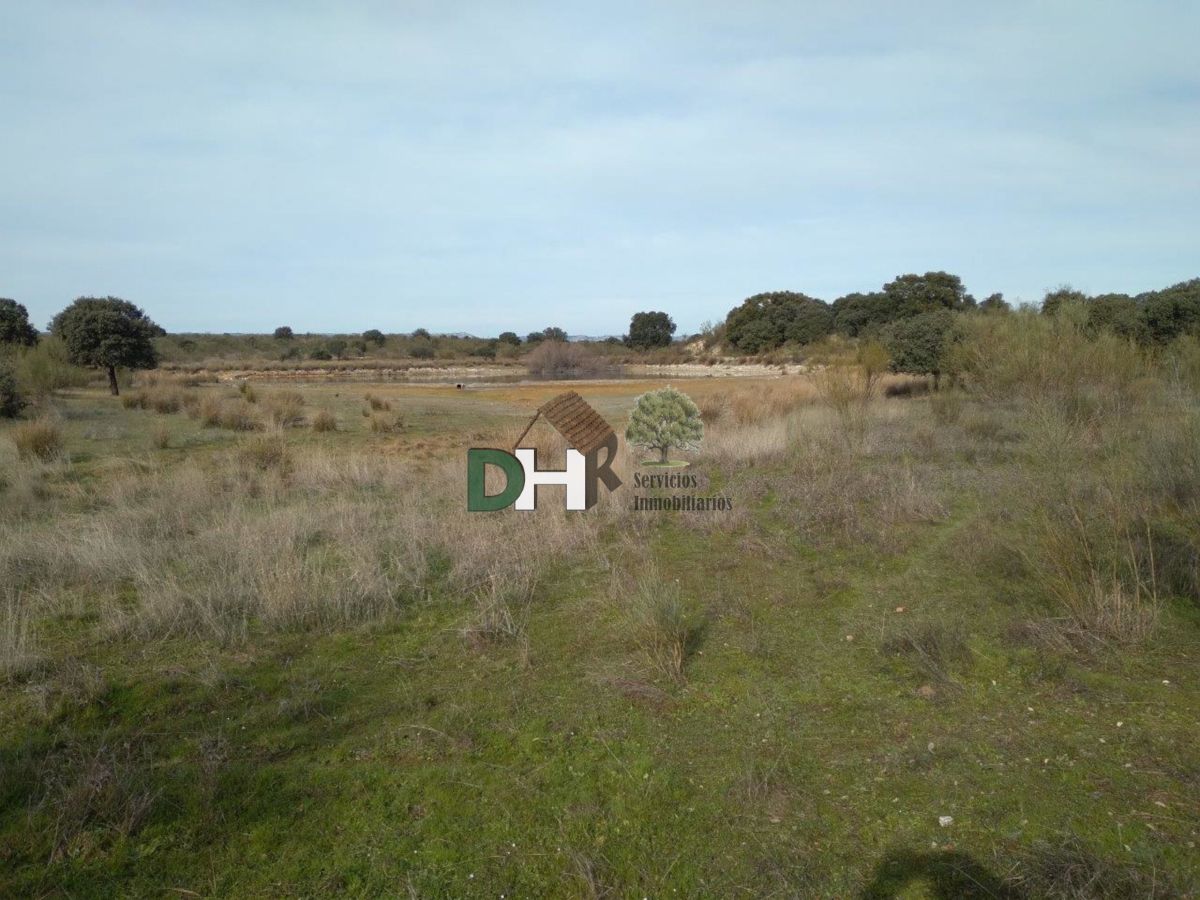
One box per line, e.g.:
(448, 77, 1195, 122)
(720, 273, 1200, 354)
(3, 276, 1197, 414)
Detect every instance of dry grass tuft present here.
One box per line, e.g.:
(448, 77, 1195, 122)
(310, 409, 338, 433)
(9, 417, 64, 462)
(263, 391, 306, 428)
(197, 397, 261, 431)
(628, 574, 705, 682)
(364, 393, 391, 411)
(237, 435, 293, 473)
(368, 412, 404, 433)
(881, 620, 973, 683)
(461, 570, 537, 648)
(123, 382, 196, 415)
(1, 594, 42, 680)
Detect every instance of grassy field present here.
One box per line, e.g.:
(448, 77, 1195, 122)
(2, 316, 1199, 897)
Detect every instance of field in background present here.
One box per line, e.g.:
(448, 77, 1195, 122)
(2, 324, 1199, 897)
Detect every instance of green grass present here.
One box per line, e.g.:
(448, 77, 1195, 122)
(1, 381, 1197, 897)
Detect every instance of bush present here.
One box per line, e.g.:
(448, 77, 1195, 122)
(363, 393, 391, 412)
(151, 425, 171, 450)
(881, 309, 961, 387)
(526, 341, 605, 376)
(237, 435, 292, 472)
(10, 418, 64, 461)
(409, 344, 435, 360)
(953, 309, 1148, 423)
(368, 413, 404, 433)
(1, 366, 25, 418)
(124, 387, 184, 414)
(263, 392, 305, 428)
(12, 336, 90, 399)
(198, 397, 262, 431)
(310, 409, 338, 433)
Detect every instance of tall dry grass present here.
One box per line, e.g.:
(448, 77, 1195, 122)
(0, 439, 620, 644)
(1, 594, 42, 679)
(8, 418, 64, 462)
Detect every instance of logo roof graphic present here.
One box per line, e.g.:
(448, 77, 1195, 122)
(513, 391, 615, 455)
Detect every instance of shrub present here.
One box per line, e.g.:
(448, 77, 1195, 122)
(310, 409, 338, 433)
(238, 382, 258, 404)
(368, 413, 404, 433)
(696, 393, 728, 424)
(409, 344, 435, 360)
(237, 435, 292, 473)
(1025, 492, 1160, 648)
(364, 393, 391, 411)
(199, 397, 262, 431)
(123, 387, 184, 414)
(953, 310, 1148, 423)
(812, 364, 869, 423)
(1, 366, 25, 418)
(881, 309, 961, 388)
(151, 425, 171, 450)
(525, 340, 604, 376)
(10, 418, 64, 461)
(12, 336, 90, 399)
(264, 392, 305, 428)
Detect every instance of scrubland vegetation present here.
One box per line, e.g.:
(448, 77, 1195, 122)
(1, 308, 1198, 896)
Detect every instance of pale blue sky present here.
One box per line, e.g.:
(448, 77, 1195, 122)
(2, 1, 1197, 335)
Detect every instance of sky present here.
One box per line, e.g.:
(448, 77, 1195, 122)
(2, 1, 1198, 336)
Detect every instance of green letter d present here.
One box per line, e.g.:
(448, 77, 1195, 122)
(467, 449, 526, 511)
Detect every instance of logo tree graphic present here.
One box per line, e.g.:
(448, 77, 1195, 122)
(625, 386, 703, 464)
